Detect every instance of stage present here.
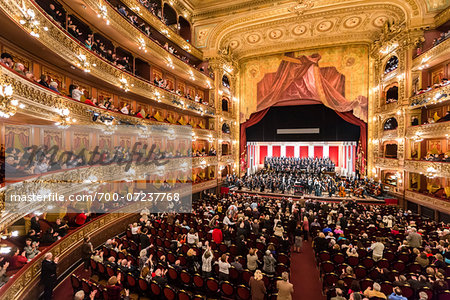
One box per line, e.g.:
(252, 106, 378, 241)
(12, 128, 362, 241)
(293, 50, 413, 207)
(229, 187, 391, 205)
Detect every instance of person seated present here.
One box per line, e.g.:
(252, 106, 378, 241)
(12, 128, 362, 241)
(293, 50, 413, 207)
(41, 227, 59, 244)
(48, 81, 60, 94)
(54, 218, 69, 237)
(24, 239, 40, 259)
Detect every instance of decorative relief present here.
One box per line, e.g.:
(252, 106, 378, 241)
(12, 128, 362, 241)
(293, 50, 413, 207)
(343, 16, 362, 29)
(246, 33, 262, 44)
(316, 20, 334, 32)
(291, 24, 308, 36)
(268, 29, 283, 40)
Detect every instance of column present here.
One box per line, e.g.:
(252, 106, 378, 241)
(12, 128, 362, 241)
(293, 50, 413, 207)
(281, 144, 286, 157)
(268, 144, 273, 157)
(323, 143, 329, 158)
(294, 144, 300, 158)
(308, 145, 314, 158)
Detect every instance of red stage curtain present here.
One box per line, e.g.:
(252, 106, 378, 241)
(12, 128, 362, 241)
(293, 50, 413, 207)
(300, 146, 309, 158)
(314, 146, 323, 158)
(240, 108, 270, 161)
(335, 111, 367, 158)
(259, 145, 267, 164)
(286, 146, 294, 157)
(272, 146, 281, 157)
(329, 146, 339, 166)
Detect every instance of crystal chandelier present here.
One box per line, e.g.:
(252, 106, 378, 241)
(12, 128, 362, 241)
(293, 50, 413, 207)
(0, 84, 25, 118)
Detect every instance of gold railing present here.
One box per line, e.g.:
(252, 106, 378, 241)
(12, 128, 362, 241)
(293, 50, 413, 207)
(404, 160, 450, 178)
(409, 84, 450, 108)
(412, 37, 450, 69)
(0, 65, 216, 139)
(374, 157, 400, 169)
(192, 179, 218, 193)
(405, 190, 450, 213)
(406, 121, 450, 139)
(119, 0, 202, 59)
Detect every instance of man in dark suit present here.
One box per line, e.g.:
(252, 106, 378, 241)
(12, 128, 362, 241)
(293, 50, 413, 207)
(41, 252, 58, 300)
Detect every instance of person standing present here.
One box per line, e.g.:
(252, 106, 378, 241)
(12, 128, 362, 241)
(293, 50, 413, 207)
(81, 236, 94, 271)
(249, 270, 266, 300)
(277, 272, 294, 300)
(41, 252, 58, 300)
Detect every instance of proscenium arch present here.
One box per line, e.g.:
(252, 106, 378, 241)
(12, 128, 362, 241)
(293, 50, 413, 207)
(203, 0, 424, 55)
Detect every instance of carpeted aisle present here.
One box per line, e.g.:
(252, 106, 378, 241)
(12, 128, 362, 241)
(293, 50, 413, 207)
(290, 240, 326, 300)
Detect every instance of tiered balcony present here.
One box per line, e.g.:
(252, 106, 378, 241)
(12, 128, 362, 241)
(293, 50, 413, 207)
(0, 0, 214, 116)
(374, 157, 400, 169)
(406, 120, 450, 139)
(118, 0, 202, 59)
(409, 84, 450, 109)
(404, 160, 450, 178)
(405, 190, 450, 213)
(412, 37, 450, 70)
(0, 64, 216, 139)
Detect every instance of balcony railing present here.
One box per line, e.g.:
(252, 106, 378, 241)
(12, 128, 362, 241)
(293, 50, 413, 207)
(374, 157, 400, 169)
(409, 84, 450, 109)
(404, 159, 450, 178)
(405, 190, 450, 213)
(0, 64, 216, 139)
(406, 120, 450, 139)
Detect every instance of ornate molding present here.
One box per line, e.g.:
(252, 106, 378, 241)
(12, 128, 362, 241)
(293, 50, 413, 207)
(374, 157, 401, 169)
(405, 190, 450, 213)
(406, 122, 450, 139)
(404, 160, 450, 178)
(0, 0, 215, 116)
(412, 37, 450, 69)
(192, 179, 218, 193)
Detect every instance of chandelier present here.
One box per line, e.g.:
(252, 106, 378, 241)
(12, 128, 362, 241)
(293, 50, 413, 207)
(19, 8, 47, 38)
(119, 77, 133, 92)
(426, 167, 437, 179)
(76, 53, 95, 72)
(55, 107, 76, 128)
(0, 84, 25, 118)
(97, 4, 110, 25)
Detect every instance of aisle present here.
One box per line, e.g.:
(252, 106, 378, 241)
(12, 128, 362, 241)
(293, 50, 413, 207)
(290, 240, 326, 300)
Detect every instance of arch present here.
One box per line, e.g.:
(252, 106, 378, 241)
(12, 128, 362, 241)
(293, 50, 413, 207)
(222, 123, 230, 134)
(221, 97, 229, 112)
(205, 2, 412, 52)
(384, 56, 399, 74)
(222, 75, 230, 89)
(384, 83, 399, 104)
(163, 3, 177, 27)
(383, 117, 398, 130)
(178, 16, 191, 42)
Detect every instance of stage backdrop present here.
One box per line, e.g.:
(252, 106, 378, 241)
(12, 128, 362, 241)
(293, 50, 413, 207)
(240, 44, 369, 122)
(239, 45, 369, 173)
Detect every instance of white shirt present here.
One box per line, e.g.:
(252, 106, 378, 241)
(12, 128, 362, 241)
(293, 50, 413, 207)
(72, 89, 83, 101)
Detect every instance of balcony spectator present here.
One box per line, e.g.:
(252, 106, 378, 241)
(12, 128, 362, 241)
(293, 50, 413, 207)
(0, 261, 9, 287)
(1, 52, 14, 68)
(9, 248, 28, 270)
(48, 81, 60, 94)
(41, 253, 58, 300)
(24, 239, 40, 259)
(69, 84, 84, 101)
(37, 74, 50, 88)
(14, 63, 26, 75)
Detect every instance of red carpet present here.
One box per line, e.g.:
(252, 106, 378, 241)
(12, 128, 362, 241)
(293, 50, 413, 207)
(52, 265, 90, 299)
(291, 240, 326, 300)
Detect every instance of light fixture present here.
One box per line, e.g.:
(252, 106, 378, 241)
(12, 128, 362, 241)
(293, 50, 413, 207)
(183, 45, 191, 52)
(76, 53, 91, 72)
(426, 167, 437, 179)
(119, 76, 133, 92)
(55, 107, 75, 128)
(0, 84, 24, 118)
(97, 4, 110, 25)
(138, 37, 147, 53)
(166, 57, 175, 69)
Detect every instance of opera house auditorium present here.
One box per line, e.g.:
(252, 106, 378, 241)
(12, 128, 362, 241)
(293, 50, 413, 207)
(0, 0, 450, 299)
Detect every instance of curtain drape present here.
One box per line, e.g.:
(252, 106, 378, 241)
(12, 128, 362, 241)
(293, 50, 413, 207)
(239, 108, 270, 167)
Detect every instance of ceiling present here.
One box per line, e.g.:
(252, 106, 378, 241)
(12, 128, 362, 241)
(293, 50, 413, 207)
(179, 0, 450, 60)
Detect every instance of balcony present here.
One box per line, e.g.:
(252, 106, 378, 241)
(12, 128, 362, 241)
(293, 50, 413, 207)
(409, 84, 450, 109)
(405, 190, 450, 213)
(0, 0, 214, 116)
(406, 121, 450, 139)
(0, 65, 214, 136)
(412, 37, 450, 70)
(118, 0, 202, 60)
(381, 129, 398, 140)
(404, 160, 450, 178)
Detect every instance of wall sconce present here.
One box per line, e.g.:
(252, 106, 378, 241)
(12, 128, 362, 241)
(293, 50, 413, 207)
(76, 53, 93, 72)
(138, 37, 147, 53)
(426, 167, 437, 179)
(97, 5, 110, 25)
(0, 84, 25, 118)
(19, 8, 46, 38)
(55, 107, 76, 128)
(119, 76, 133, 92)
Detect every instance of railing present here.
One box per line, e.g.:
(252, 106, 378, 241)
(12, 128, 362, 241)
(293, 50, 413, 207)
(0, 64, 216, 139)
(409, 84, 450, 108)
(404, 159, 450, 178)
(412, 37, 450, 67)
(405, 190, 450, 213)
(374, 157, 400, 169)
(406, 119, 450, 139)
(0, 212, 139, 300)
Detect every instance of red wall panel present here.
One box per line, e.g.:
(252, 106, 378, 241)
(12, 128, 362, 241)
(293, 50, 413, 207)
(300, 146, 309, 158)
(259, 145, 267, 164)
(314, 146, 323, 158)
(329, 146, 339, 166)
(272, 145, 281, 157)
(286, 146, 294, 157)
